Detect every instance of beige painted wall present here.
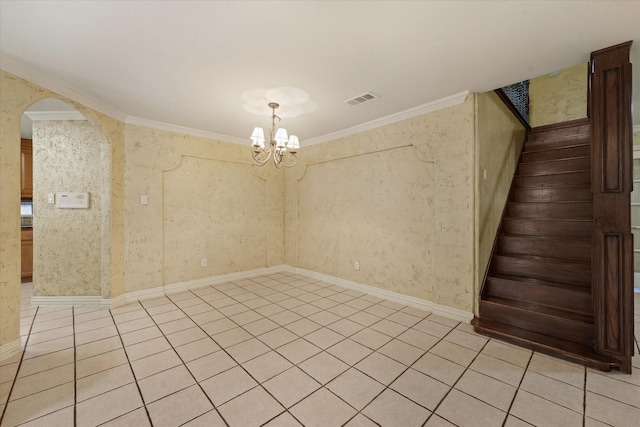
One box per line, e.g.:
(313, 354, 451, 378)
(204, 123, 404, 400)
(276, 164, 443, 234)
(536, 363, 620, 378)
(123, 125, 284, 293)
(32, 120, 105, 296)
(0, 70, 125, 347)
(474, 92, 527, 303)
(529, 63, 588, 128)
(285, 96, 476, 312)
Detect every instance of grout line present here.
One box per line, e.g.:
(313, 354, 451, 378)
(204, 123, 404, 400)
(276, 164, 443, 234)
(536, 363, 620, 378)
(502, 350, 534, 427)
(108, 303, 155, 427)
(0, 306, 39, 425)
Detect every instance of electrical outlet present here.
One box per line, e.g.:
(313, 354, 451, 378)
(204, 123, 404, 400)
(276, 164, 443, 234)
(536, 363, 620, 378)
(354, 261, 360, 271)
(140, 195, 148, 205)
(201, 258, 207, 267)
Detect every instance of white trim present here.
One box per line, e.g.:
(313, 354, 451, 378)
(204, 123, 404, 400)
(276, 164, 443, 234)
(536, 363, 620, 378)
(124, 116, 246, 146)
(0, 54, 127, 122)
(27, 265, 472, 324)
(302, 91, 471, 147)
(110, 286, 165, 308)
(30, 295, 110, 307)
(24, 110, 87, 121)
(289, 266, 474, 323)
(633, 124, 640, 133)
(0, 338, 22, 362)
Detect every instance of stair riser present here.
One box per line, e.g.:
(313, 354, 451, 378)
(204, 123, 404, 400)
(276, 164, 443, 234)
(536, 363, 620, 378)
(528, 122, 590, 143)
(522, 145, 590, 162)
(492, 256, 590, 286)
(479, 300, 593, 346)
(519, 157, 590, 176)
(514, 172, 590, 188)
(486, 277, 592, 315)
(498, 236, 591, 261)
(506, 203, 593, 220)
(501, 219, 592, 238)
(511, 187, 592, 203)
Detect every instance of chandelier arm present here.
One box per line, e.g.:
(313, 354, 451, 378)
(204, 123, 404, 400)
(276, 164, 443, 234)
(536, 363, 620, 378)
(252, 148, 272, 166)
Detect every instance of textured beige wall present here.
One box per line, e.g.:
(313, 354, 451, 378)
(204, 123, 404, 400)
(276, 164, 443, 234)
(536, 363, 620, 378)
(123, 125, 284, 292)
(285, 96, 476, 312)
(0, 70, 125, 346)
(475, 92, 527, 305)
(32, 120, 105, 296)
(529, 63, 588, 128)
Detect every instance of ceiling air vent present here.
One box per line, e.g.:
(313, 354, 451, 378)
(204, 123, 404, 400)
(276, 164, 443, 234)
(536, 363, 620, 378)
(344, 92, 378, 106)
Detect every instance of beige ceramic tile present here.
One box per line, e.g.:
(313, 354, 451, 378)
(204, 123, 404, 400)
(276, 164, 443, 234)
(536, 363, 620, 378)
(527, 352, 585, 388)
(585, 391, 640, 426)
(15, 405, 74, 427)
(17, 348, 73, 378)
(470, 354, 525, 387)
(326, 367, 384, 410)
(263, 366, 321, 408)
(119, 326, 163, 346)
(413, 353, 465, 386)
(242, 351, 293, 383)
(390, 368, 449, 411)
(510, 390, 582, 427)
(378, 339, 424, 365)
(131, 349, 183, 380)
(455, 369, 517, 411)
(363, 388, 431, 426)
(355, 352, 406, 385)
(262, 411, 304, 426)
(218, 386, 284, 427)
(326, 338, 373, 366)
(276, 338, 322, 364)
(181, 409, 227, 426)
(424, 415, 457, 426)
(298, 351, 349, 385)
(186, 350, 237, 382)
(212, 326, 253, 348)
(436, 388, 506, 427)
(76, 383, 144, 427)
(200, 366, 258, 406)
(10, 363, 74, 400)
(586, 370, 640, 408)
(76, 363, 135, 402)
(1, 383, 74, 426)
(289, 387, 357, 427)
(481, 339, 532, 368)
(76, 348, 128, 378)
(259, 327, 299, 348)
(520, 370, 584, 413)
(301, 327, 344, 349)
(285, 318, 322, 336)
(175, 337, 220, 362)
(138, 365, 196, 404)
(125, 336, 172, 361)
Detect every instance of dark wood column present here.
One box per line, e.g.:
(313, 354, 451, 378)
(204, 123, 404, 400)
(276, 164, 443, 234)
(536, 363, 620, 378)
(590, 41, 634, 373)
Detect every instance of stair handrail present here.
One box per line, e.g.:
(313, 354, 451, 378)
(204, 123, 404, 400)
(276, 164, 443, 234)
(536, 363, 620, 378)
(494, 88, 531, 132)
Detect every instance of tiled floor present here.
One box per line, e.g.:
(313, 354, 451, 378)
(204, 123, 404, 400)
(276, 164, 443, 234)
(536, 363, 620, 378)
(1, 272, 639, 427)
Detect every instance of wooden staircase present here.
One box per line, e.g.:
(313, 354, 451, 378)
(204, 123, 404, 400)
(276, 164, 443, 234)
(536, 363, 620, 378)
(472, 119, 616, 370)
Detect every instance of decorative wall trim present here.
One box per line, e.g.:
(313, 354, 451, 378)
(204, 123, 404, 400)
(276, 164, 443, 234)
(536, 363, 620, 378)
(28, 264, 472, 323)
(0, 338, 22, 362)
(281, 266, 474, 323)
(303, 90, 471, 147)
(24, 110, 87, 121)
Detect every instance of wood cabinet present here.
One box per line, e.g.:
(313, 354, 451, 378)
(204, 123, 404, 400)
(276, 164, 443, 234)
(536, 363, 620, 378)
(21, 138, 33, 198)
(21, 228, 33, 282)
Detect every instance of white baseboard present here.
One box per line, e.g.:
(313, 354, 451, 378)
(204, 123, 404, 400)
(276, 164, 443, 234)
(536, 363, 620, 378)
(27, 264, 473, 324)
(0, 338, 22, 362)
(289, 267, 474, 323)
(30, 295, 112, 307)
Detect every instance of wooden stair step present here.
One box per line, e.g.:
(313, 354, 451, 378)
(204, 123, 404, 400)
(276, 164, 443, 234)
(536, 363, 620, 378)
(527, 119, 590, 144)
(518, 157, 590, 176)
(497, 235, 590, 261)
(471, 317, 615, 371)
(491, 254, 590, 286)
(511, 186, 592, 202)
(514, 171, 590, 188)
(526, 133, 590, 150)
(485, 275, 592, 315)
(522, 144, 590, 162)
(506, 201, 593, 220)
(501, 218, 592, 238)
(478, 296, 593, 346)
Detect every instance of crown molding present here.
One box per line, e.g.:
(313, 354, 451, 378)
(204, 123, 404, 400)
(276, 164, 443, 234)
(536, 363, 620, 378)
(124, 116, 246, 145)
(24, 110, 87, 121)
(303, 90, 471, 147)
(1, 54, 127, 122)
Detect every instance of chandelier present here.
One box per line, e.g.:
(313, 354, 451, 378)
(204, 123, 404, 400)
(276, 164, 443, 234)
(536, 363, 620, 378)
(250, 102, 300, 168)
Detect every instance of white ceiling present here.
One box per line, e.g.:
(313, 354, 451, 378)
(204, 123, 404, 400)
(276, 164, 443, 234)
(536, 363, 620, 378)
(1, 1, 639, 146)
